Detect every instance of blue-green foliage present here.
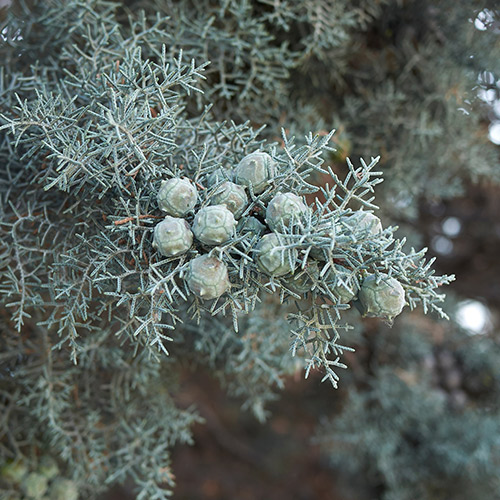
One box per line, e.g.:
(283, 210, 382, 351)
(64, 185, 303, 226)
(0, 0, 497, 498)
(0, 0, 451, 377)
